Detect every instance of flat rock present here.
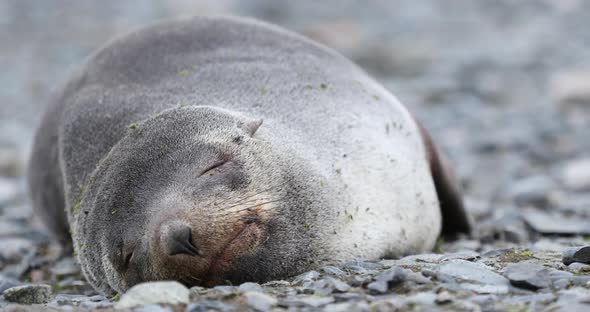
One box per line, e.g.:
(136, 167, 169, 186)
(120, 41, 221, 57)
(238, 282, 263, 293)
(115, 281, 190, 309)
(521, 210, 590, 235)
(503, 263, 551, 290)
(367, 267, 407, 293)
(563, 246, 590, 265)
(243, 291, 278, 311)
(560, 158, 590, 191)
(3, 284, 53, 304)
(437, 259, 509, 286)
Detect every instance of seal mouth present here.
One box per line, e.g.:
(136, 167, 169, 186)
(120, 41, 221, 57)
(202, 211, 265, 285)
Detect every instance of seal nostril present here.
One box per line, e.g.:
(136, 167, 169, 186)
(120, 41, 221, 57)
(165, 224, 203, 257)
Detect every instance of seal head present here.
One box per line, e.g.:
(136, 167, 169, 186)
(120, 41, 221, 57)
(73, 106, 320, 294)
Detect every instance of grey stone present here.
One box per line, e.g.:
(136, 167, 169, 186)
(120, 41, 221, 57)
(49, 257, 80, 277)
(440, 251, 480, 262)
(522, 210, 590, 235)
(367, 267, 407, 293)
(243, 291, 277, 311)
(560, 158, 590, 191)
(0, 238, 34, 263)
(186, 300, 236, 312)
(503, 263, 551, 290)
(0, 178, 18, 207)
(238, 282, 263, 293)
(460, 283, 510, 295)
(323, 301, 369, 312)
(3, 284, 53, 304)
(321, 265, 347, 277)
(115, 281, 190, 309)
(134, 304, 174, 312)
(282, 295, 335, 308)
(0, 276, 22, 294)
(568, 262, 590, 272)
(291, 270, 320, 285)
(437, 259, 509, 286)
(563, 246, 590, 265)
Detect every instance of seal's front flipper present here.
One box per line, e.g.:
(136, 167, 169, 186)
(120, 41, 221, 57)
(416, 121, 471, 239)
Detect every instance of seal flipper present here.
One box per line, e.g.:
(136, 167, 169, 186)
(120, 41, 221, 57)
(415, 121, 471, 238)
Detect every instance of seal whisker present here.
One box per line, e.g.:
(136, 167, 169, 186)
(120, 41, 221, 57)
(212, 198, 287, 220)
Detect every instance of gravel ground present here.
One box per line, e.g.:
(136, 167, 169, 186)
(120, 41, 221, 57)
(1, 0, 590, 311)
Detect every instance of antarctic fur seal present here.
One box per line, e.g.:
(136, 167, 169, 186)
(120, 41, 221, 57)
(28, 16, 470, 295)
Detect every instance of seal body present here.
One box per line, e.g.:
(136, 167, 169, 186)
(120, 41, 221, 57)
(28, 16, 469, 295)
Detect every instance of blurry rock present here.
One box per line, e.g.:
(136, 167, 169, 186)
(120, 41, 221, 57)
(50, 257, 80, 277)
(0, 238, 34, 264)
(438, 260, 509, 286)
(0, 147, 23, 177)
(509, 175, 556, 207)
(551, 69, 590, 109)
(0, 276, 22, 294)
(291, 270, 320, 285)
(3, 284, 53, 304)
(503, 263, 551, 290)
(0, 177, 18, 207)
(238, 282, 263, 294)
(560, 158, 590, 191)
(115, 281, 189, 309)
(243, 291, 278, 311)
(522, 209, 590, 235)
(134, 304, 173, 312)
(320, 266, 347, 277)
(367, 267, 407, 294)
(562, 246, 590, 265)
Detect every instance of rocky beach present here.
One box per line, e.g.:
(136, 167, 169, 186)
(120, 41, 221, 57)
(1, 1, 589, 311)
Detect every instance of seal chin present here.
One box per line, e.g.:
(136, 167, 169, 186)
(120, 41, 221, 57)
(203, 221, 264, 286)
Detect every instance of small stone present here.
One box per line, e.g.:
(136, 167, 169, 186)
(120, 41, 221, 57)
(0, 276, 22, 294)
(0, 177, 18, 207)
(285, 295, 335, 308)
(238, 282, 263, 293)
(438, 259, 509, 286)
(503, 263, 551, 290)
(0, 238, 34, 263)
(440, 251, 480, 262)
(563, 246, 590, 265)
(561, 158, 590, 191)
(522, 210, 590, 235)
(50, 257, 80, 277)
(3, 284, 53, 304)
(367, 267, 407, 293)
(291, 270, 320, 285)
(343, 259, 384, 271)
(321, 265, 347, 277)
(568, 262, 590, 272)
(134, 304, 174, 312)
(115, 281, 189, 309)
(323, 301, 369, 312)
(435, 291, 453, 304)
(243, 291, 277, 311)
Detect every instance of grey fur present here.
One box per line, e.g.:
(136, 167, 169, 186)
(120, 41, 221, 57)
(28, 16, 470, 295)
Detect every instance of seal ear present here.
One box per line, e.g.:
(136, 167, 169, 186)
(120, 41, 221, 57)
(415, 120, 472, 239)
(237, 118, 263, 137)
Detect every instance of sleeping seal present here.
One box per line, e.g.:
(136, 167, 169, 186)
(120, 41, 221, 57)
(28, 16, 470, 295)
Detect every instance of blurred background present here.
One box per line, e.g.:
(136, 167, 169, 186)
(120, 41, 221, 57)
(1, 0, 589, 266)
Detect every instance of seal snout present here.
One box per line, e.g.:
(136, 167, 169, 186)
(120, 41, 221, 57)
(159, 222, 203, 258)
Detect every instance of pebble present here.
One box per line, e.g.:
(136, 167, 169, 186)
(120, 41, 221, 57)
(0, 178, 18, 207)
(115, 281, 190, 309)
(560, 158, 590, 191)
(367, 267, 407, 293)
(437, 260, 510, 286)
(521, 210, 590, 235)
(243, 291, 278, 310)
(237, 282, 263, 293)
(503, 263, 551, 290)
(3, 284, 53, 304)
(562, 246, 590, 265)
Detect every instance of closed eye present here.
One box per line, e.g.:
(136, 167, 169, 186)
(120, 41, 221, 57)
(199, 160, 229, 177)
